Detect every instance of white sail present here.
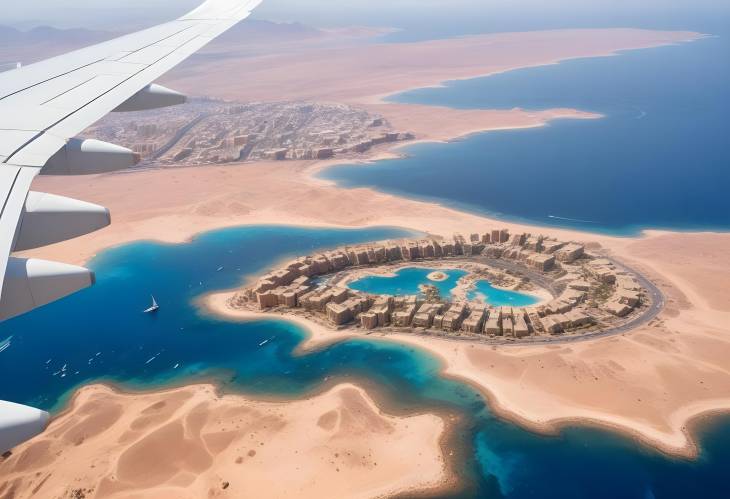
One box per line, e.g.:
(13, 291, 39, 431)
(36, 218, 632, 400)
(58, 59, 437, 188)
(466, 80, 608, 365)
(143, 295, 159, 313)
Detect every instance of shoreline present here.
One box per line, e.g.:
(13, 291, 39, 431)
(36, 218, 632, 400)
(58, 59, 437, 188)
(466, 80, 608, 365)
(306, 141, 730, 240)
(4, 379, 461, 498)
(9, 26, 730, 493)
(20, 29, 716, 268)
(200, 294, 729, 460)
(370, 31, 707, 104)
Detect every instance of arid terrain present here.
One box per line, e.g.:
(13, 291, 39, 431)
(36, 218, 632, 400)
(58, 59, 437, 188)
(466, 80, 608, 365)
(0, 383, 450, 498)
(4, 20, 727, 497)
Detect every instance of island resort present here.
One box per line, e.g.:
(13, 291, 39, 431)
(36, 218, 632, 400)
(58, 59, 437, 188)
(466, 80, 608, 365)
(230, 229, 658, 344)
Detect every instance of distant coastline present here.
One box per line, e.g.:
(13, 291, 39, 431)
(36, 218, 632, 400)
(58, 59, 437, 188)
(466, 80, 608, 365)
(7, 26, 730, 497)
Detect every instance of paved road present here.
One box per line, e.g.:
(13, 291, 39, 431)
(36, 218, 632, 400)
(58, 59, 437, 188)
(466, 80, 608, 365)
(145, 112, 211, 162)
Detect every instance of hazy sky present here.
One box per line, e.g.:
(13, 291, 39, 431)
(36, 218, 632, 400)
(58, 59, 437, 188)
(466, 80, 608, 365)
(3, 0, 728, 33)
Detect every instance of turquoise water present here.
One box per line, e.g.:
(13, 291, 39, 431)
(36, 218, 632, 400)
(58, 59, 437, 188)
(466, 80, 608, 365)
(348, 266, 538, 307)
(322, 33, 730, 235)
(468, 280, 539, 307)
(0, 225, 415, 410)
(1, 226, 729, 497)
(348, 267, 467, 298)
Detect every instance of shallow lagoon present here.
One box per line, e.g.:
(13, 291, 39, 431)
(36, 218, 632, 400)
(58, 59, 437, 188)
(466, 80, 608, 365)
(348, 266, 466, 297)
(468, 280, 539, 307)
(347, 266, 539, 307)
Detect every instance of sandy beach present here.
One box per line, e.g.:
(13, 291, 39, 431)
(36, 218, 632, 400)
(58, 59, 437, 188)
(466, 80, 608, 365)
(203, 229, 730, 459)
(5, 24, 728, 495)
(0, 383, 450, 498)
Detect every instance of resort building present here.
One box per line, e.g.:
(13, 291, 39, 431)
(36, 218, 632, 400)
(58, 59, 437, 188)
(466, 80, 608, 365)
(413, 303, 444, 328)
(442, 302, 468, 331)
(234, 228, 648, 341)
(513, 311, 530, 338)
(461, 305, 488, 334)
(484, 312, 502, 336)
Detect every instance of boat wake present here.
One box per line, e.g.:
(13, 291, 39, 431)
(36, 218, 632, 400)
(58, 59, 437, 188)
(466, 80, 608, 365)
(145, 352, 162, 365)
(548, 215, 598, 224)
(0, 335, 12, 354)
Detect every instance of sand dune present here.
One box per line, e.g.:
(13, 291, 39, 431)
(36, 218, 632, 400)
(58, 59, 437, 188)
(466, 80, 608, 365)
(0, 384, 449, 498)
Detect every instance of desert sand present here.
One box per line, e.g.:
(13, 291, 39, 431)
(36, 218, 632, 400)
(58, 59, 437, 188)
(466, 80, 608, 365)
(6, 24, 727, 496)
(204, 229, 730, 459)
(19, 27, 705, 265)
(165, 28, 702, 105)
(0, 383, 451, 499)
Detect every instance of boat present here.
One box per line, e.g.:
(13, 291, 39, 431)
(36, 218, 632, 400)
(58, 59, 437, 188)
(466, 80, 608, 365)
(258, 339, 269, 347)
(143, 295, 160, 314)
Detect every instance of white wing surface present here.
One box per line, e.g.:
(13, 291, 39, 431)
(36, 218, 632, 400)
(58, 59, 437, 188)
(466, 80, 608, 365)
(0, 0, 262, 453)
(0, 0, 262, 321)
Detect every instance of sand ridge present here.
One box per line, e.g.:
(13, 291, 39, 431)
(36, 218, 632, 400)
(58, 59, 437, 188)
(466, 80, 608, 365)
(0, 383, 450, 498)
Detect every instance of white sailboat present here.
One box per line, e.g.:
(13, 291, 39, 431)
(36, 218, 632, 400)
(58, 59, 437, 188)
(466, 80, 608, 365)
(143, 295, 160, 314)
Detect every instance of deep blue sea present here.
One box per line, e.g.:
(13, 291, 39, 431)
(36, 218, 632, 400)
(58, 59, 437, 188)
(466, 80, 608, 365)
(348, 267, 538, 307)
(322, 31, 730, 234)
(1, 226, 729, 497)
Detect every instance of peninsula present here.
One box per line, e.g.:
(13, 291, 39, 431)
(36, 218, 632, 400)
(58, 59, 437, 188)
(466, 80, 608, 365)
(6, 22, 727, 498)
(0, 383, 451, 498)
(229, 230, 655, 343)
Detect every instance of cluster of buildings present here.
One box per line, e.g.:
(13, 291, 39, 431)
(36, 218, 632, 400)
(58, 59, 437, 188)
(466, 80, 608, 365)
(83, 99, 413, 167)
(585, 259, 644, 317)
(231, 229, 647, 340)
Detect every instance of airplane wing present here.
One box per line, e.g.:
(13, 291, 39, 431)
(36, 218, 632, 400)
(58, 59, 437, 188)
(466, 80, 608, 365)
(0, 0, 262, 453)
(0, 0, 262, 322)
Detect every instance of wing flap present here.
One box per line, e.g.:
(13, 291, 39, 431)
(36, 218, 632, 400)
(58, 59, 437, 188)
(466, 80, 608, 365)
(2, 134, 66, 169)
(0, 166, 39, 291)
(0, 0, 263, 320)
(0, 132, 40, 159)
